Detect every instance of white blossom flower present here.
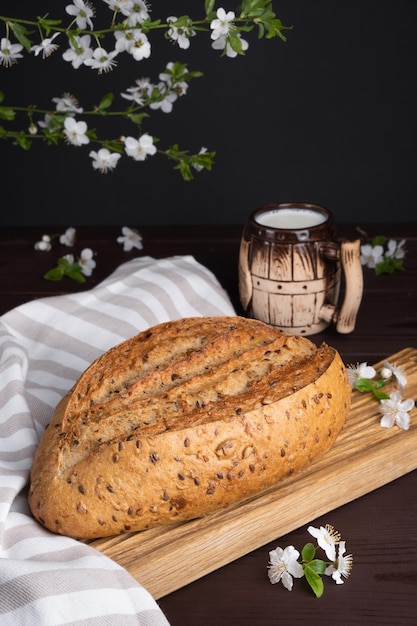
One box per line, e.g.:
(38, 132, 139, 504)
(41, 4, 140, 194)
(52, 94, 83, 114)
(59, 227, 76, 246)
(307, 524, 341, 562)
(380, 360, 407, 392)
(117, 226, 143, 251)
(114, 30, 132, 53)
(124, 133, 157, 161)
(124, 0, 150, 26)
(65, 0, 95, 30)
(78, 248, 96, 276)
(167, 16, 196, 50)
(62, 34, 93, 68)
(267, 545, 304, 591)
(0, 37, 24, 67)
(385, 238, 406, 260)
(114, 28, 151, 58)
(212, 33, 249, 57)
(172, 80, 188, 98)
(103, 0, 134, 13)
(38, 113, 62, 133)
(325, 541, 353, 584)
(89, 148, 121, 173)
(30, 33, 60, 58)
(34, 235, 52, 252)
(149, 90, 178, 113)
(121, 77, 154, 105)
(84, 47, 118, 74)
(346, 362, 377, 388)
(379, 390, 415, 431)
(360, 243, 384, 268)
(125, 30, 151, 61)
(210, 8, 235, 40)
(63, 117, 90, 146)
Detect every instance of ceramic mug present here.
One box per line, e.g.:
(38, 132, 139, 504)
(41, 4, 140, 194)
(238, 202, 363, 336)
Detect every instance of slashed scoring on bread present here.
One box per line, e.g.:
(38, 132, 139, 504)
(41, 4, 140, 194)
(28, 316, 351, 539)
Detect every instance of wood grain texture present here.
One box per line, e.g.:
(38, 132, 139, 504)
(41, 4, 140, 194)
(88, 347, 417, 599)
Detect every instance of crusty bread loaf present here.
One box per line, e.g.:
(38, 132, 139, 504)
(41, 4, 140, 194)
(28, 316, 351, 540)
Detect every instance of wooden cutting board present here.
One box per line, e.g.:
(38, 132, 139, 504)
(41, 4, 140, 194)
(89, 347, 417, 599)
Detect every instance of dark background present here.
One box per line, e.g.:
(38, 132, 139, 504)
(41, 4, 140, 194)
(1, 0, 416, 227)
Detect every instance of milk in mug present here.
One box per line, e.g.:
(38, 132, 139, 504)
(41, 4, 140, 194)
(255, 208, 327, 230)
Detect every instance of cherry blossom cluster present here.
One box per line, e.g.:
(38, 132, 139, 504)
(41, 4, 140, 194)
(347, 360, 415, 430)
(0, 1, 289, 178)
(268, 524, 353, 597)
(34, 226, 143, 282)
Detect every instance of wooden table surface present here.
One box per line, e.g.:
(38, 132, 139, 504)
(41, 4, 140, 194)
(1, 223, 416, 625)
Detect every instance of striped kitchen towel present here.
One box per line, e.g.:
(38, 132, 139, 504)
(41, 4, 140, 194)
(0, 255, 236, 625)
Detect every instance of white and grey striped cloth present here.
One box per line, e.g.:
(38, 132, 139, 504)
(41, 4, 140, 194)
(0, 255, 236, 625)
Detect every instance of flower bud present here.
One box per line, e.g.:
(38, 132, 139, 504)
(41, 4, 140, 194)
(380, 367, 393, 379)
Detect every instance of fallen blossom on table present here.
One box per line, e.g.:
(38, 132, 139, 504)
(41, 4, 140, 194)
(268, 524, 353, 598)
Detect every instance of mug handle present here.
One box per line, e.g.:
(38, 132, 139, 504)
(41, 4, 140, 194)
(238, 235, 252, 311)
(320, 239, 363, 333)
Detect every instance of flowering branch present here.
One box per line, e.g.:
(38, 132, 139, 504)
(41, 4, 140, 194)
(359, 230, 406, 275)
(0, 1, 290, 178)
(268, 524, 353, 597)
(347, 360, 415, 430)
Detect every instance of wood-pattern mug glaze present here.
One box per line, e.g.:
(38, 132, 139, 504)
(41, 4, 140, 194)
(239, 203, 363, 335)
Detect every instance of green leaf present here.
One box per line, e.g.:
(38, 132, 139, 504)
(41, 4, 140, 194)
(186, 70, 204, 79)
(308, 559, 327, 575)
(304, 566, 324, 598)
(241, 0, 269, 14)
(102, 140, 124, 154)
(375, 257, 405, 276)
(139, 18, 162, 34)
(205, 0, 216, 15)
(373, 389, 390, 401)
(0, 107, 16, 121)
(127, 112, 150, 126)
(301, 542, 315, 562)
(354, 378, 374, 392)
(9, 21, 33, 52)
(57, 257, 71, 271)
(97, 93, 114, 111)
(66, 268, 86, 283)
(86, 128, 98, 141)
(372, 235, 386, 247)
(14, 132, 32, 150)
(228, 33, 245, 55)
(177, 160, 193, 181)
(44, 267, 64, 281)
(41, 129, 63, 146)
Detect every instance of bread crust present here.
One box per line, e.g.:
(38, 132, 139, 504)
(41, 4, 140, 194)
(28, 316, 351, 539)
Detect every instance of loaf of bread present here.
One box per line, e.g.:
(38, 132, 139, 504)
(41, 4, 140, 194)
(28, 316, 351, 540)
